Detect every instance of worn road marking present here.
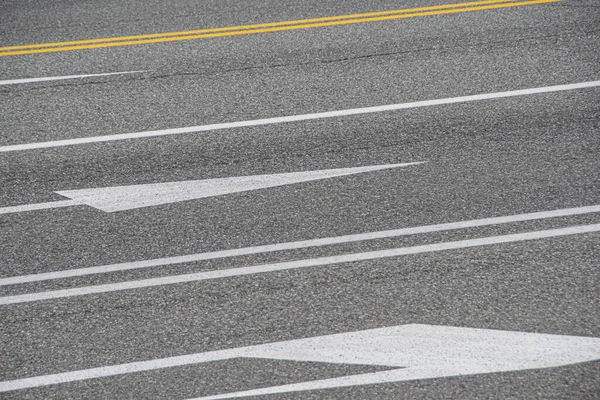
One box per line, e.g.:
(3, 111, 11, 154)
(1, 324, 599, 394)
(1, 204, 599, 286)
(0, 0, 559, 56)
(0, 71, 146, 86)
(0, 163, 421, 215)
(1, 223, 598, 305)
(1, 80, 597, 153)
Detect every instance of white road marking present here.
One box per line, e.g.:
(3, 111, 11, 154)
(0, 163, 420, 215)
(1, 204, 599, 286)
(55, 163, 421, 212)
(1, 80, 598, 152)
(1, 324, 599, 394)
(190, 324, 600, 400)
(0, 71, 146, 86)
(0, 200, 78, 215)
(1, 223, 598, 305)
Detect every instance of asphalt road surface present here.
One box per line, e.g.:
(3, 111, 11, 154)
(1, 0, 599, 399)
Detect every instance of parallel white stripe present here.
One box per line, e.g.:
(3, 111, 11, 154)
(1, 204, 599, 286)
(0, 71, 146, 86)
(1, 223, 599, 305)
(0, 200, 78, 215)
(189, 368, 466, 400)
(0, 348, 242, 392)
(1, 80, 598, 152)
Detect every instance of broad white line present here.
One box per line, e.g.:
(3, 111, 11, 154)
(0, 200, 78, 215)
(1, 204, 599, 286)
(1, 223, 599, 305)
(0, 70, 147, 86)
(0, 80, 598, 152)
(2, 324, 599, 393)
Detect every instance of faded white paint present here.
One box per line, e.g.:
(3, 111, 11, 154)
(0, 71, 146, 86)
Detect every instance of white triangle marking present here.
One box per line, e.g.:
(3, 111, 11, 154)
(55, 162, 423, 212)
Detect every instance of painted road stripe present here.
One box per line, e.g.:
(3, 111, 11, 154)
(0, 0, 558, 56)
(1, 223, 599, 305)
(0, 71, 146, 86)
(1, 80, 598, 153)
(190, 324, 600, 399)
(1, 204, 599, 287)
(0, 200, 78, 215)
(0, 0, 515, 50)
(1, 324, 599, 393)
(0, 163, 421, 215)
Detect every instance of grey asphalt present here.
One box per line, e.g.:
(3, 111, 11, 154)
(1, 0, 599, 399)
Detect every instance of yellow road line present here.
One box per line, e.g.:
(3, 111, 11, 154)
(0, 0, 560, 57)
(0, 0, 512, 51)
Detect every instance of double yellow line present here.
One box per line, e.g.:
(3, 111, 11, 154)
(0, 0, 560, 57)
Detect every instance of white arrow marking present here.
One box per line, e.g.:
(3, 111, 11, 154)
(1, 324, 599, 394)
(0, 200, 78, 215)
(0, 162, 421, 215)
(0, 70, 147, 86)
(1, 80, 598, 152)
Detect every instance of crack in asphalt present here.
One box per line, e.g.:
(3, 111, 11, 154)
(1, 27, 599, 95)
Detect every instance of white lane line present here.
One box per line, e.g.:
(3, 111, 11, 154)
(0, 347, 242, 393)
(0, 70, 147, 86)
(2, 324, 600, 393)
(1, 204, 599, 286)
(1, 80, 598, 152)
(0, 200, 79, 215)
(1, 223, 599, 305)
(193, 370, 411, 400)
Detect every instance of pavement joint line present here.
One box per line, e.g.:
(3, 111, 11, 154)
(0, 79, 598, 153)
(1, 204, 599, 287)
(1, 222, 599, 305)
(0, 0, 559, 56)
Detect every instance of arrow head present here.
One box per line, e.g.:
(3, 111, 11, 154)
(55, 162, 424, 212)
(194, 324, 600, 399)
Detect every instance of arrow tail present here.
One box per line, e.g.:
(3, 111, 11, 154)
(0, 199, 78, 215)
